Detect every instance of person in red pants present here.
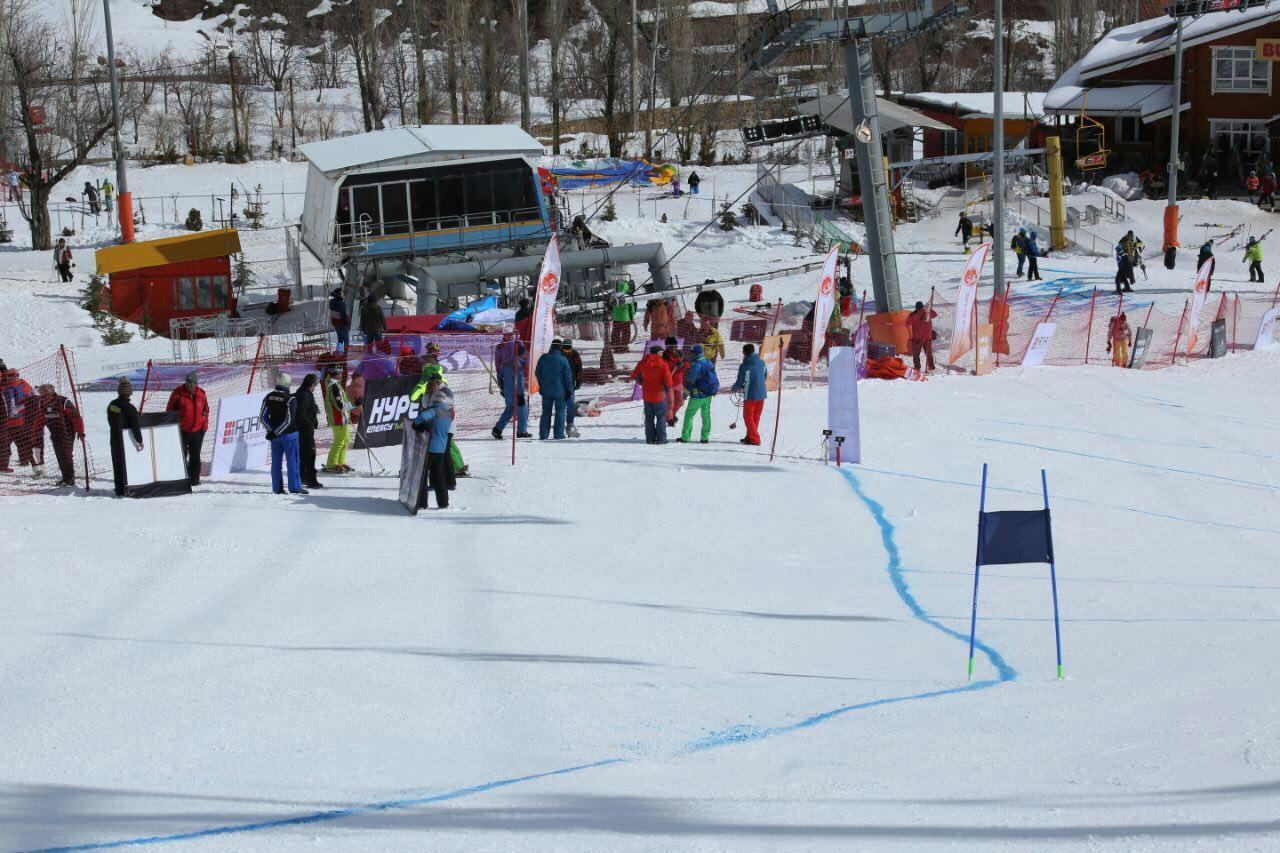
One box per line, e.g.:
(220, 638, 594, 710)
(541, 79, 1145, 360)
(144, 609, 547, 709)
(37, 384, 84, 486)
(663, 337, 686, 428)
(906, 301, 938, 372)
(730, 343, 768, 446)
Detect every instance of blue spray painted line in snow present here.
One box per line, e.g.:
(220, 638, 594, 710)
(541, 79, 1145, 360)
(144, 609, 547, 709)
(27, 469, 1020, 853)
(683, 468, 1018, 753)
(25, 760, 629, 853)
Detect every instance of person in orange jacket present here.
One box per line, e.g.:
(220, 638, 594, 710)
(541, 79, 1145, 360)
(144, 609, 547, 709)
(644, 298, 674, 341)
(905, 301, 938, 372)
(165, 370, 210, 486)
(662, 337, 686, 427)
(630, 345, 673, 444)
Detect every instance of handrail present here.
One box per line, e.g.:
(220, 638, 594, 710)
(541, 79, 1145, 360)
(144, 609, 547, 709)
(330, 206, 547, 254)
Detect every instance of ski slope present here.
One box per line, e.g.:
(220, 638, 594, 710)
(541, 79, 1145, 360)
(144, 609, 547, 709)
(4, 348, 1280, 851)
(3, 162, 1280, 850)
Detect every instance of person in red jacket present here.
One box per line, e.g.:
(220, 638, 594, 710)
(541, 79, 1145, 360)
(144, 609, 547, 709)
(662, 337, 686, 427)
(905, 301, 938, 372)
(166, 370, 210, 486)
(629, 345, 673, 444)
(397, 346, 424, 376)
(36, 384, 84, 486)
(2, 367, 36, 471)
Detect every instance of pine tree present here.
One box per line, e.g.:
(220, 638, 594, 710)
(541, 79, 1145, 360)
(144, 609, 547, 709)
(602, 199, 617, 222)
(233, 253, 256, 296)
(718, 200, 737, 232)
(242, 184, 268, 230)
(184, 208, 204, 231)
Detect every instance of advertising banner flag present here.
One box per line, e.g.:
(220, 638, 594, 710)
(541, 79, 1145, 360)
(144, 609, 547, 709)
(949, 241, 992, 364)
(760, 333, 792, 392)
(827, 346, 860, 464)
(1186, 257, 1214, 354)
(210, 391, 269, 475)
(1255, 307, 1280, 349)
(527, 235, 562, 393)
(810, 247, 840, 378)
(974, 323, 994, 375)
(1021, 322, 1058, 367)
(355, 375, 420, 449)
(852, 321, 869, 380)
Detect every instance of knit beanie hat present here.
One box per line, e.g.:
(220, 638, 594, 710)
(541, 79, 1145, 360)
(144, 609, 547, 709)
(118, 376, 133, 395)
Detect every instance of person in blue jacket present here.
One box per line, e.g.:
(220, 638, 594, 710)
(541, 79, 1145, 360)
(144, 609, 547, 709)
(679, 344, 719, 444)
(730, 343, 768, 446)
(534, 338, 573, 440)
(492, 338, 530, 440)
(259, 372, 307, 495)
(1025, 230, 1044, 281)
(412, 373, 455, 509)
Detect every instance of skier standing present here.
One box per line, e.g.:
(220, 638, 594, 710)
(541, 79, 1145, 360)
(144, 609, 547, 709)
(492, 338, 530, 440)
(663, 337, 686, 427)
(322, 364, 353, 473)
(53, 239, 73, 282)
(83, 181, 100, 215)
(1246, 170, 1260, 204)
(1025, 230, 1044, 281)
(1011, 227, 1028, 277)
(1244, 236, 1264, 283)
(730, 344, 768, 446)
(561, 339, 583, 438)
(37, 384, 83, 486)
(294, 373, 323, 490)
(260, 372, 306, 495)
(679, 344, 718, 444)
(329, 287, 351, 350)
(534, 339, 573, 440)
(107, 377, 143, 497)
(2, 367, 35, 471)
(906, 301, 938, 372)
(165, 371, 209, 486)
(955, 211, 974, 251)
(630, 345, 673, 444)
(1107, 312, 1132, 368)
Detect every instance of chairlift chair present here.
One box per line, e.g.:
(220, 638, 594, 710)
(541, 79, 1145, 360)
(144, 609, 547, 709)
(1075, 94, 1109, 172)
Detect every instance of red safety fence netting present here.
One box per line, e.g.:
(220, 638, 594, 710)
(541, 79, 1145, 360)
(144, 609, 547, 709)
(0, 348, 93, 496)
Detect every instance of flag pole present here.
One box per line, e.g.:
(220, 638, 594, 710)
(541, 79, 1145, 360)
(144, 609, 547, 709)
(1043, 468, 1064, 679)
(967, 462, 989, 680)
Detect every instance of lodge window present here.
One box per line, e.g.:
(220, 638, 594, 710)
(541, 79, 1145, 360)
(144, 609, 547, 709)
(196, 276, 215, 309)
(380, 182, 410, 234)
(211, 275, 230, 308)
(1116, 116, 1154, 144)
(1210, 119, 1269, 157)
(174, 276, 195, 310)
(1212, 46, 1270, 93)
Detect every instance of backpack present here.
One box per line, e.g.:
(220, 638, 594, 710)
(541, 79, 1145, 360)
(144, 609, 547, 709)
(699, 362, 720, 396)
(1010, 235, 1022, 251)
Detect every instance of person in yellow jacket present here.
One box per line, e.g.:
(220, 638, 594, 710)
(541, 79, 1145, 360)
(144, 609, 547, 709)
(322, 364, 353, 472)
(1244, 236, 1264, 283)
(701, 318, 725, 363)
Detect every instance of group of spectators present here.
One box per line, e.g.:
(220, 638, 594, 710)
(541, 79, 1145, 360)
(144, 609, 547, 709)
(1, 359, 85, 486)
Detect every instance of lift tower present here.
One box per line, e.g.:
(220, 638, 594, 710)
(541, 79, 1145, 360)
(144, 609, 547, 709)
(741, 1, 967, 312)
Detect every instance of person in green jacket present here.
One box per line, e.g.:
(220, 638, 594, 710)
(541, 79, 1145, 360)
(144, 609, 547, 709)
(1244, 237, 1264, 283)
(610, 279, 636, 353)
(411, 363, 469, 476)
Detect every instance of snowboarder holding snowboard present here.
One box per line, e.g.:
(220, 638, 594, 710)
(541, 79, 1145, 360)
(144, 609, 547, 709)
(411, 373, 454, 510)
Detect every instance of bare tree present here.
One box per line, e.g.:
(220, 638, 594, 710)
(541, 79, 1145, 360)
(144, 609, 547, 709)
(0, 0, 123, 249)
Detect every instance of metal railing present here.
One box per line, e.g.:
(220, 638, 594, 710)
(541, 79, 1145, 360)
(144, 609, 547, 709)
(1013, 196, 1111, 257)
(756, 163, 858, 249)
(330, 206, 549, 257)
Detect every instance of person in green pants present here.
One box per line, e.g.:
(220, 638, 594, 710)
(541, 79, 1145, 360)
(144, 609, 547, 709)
(679, 344, 719, 444)
(411, 363, 469, 476)
(322, 364, 353, 472)
(610, 279, 636, 352)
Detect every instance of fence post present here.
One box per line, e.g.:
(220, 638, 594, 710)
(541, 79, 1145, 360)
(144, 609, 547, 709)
(856, 289, 867, 329)
(1142, 301, 1155, 330)
(246, 334, 266, 393)
(139, 359, 154, 413)
(1232, 294, 1240, 353)
(59, 344, 90, 492)
(1169, 299, 1189, 365)
(1272, 279, 1280, 309)
(1083, 287, 1098, 364)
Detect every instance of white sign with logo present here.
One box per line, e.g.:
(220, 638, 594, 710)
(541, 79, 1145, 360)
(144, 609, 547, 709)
(1021, 322, 1058, 367)
(210, 391, 270, 475)
(827, 346, 860, 464)
(1255, 306, 1280, 349)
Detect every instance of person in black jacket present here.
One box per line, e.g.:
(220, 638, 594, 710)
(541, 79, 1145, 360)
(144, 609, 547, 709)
(955, 211, 974, 250)
(360, 295, 387, 344)
(260, 372, 307, 495)
(293, 373, 323, 490)
(561, 340, 584, 438)
(107, 376, 143, 496)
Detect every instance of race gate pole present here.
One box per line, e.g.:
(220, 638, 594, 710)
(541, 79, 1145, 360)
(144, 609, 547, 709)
(246, 334, 266, 393)
(1043, 468, 1063, 679)
(139, 358, 153, 413)
(768, 354, 785, 463)
(1169, 299, 1189, 365)
(59, 344, 90, 492)
(967, 462, 989, 681)
(1083, 287, 1098, 365)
